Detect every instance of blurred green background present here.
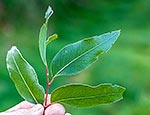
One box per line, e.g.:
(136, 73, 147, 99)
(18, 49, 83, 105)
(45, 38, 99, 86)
(0, 0, 149, 114)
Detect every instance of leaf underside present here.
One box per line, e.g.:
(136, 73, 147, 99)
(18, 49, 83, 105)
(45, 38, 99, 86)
(39, 6, 54, 66)
(51, 83, 125, 107)
(39, 23, 47, 66)
(6, 46, 45, 104)
(51, 30, 120, 77)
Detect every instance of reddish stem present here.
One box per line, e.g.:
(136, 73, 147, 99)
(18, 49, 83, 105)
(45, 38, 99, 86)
(44, 66, 57, 108)
(44, 66, 50, 107)
(46, 66, 49, 82)
(44, 102, 55, 109)
(44, 84, 50, 107)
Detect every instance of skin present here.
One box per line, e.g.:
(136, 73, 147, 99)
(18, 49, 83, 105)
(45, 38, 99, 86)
(0, 102, 71, 115)
(0, 95, 71, 115)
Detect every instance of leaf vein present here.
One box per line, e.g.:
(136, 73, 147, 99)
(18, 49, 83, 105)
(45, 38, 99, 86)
(55, 33, 117, 76)
(12, 54, 38, 103)
(55, 92, 122, 102)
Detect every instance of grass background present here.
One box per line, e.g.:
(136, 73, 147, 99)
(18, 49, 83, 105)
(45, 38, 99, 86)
(0, 0, 149, 114)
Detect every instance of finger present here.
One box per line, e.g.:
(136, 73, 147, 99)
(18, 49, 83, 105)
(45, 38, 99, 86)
(4, 104, 44, 115)
(6, 101, 35, 112)
(30, 104, 44, 115)
(45, 103, 65, 115)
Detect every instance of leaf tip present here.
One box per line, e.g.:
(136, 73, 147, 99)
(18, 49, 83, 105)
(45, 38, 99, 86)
(11, 46, 17, 51)
(45, 5, 53, 20)
(111, 30, 121, 36)
(7, 46, 17, 56)
(114, 84, 126, 101)
(117, 29, 121, 32)
(113, 84, 126, 91)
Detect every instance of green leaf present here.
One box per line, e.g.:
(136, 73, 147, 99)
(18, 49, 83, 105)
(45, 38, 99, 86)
(39, 6, 54, 66)
(51, 83, 125, 107)
(6, 46, 45, 104)
(46, 34, 58, 45)
(39, 23, 47, 66)
(51, 30, 120, 77)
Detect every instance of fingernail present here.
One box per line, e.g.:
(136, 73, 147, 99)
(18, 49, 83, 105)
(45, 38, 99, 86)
(32, 104, 43, 111)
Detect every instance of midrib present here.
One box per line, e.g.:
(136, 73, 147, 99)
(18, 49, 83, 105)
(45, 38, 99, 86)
(55, 33, 117, 76)
(55, 92, 122, 102)
(12, 54, 38, 103)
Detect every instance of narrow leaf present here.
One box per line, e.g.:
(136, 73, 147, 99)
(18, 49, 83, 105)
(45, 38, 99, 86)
(51, 30, 120, 77)
(39, 6, 54, 66)
(6, 46, 45, 104)
(39, 23, 47, 66)
(51, 83, 125, 107)
(46, 34, 58, 45)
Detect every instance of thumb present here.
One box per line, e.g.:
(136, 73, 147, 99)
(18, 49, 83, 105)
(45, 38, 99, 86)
(45, 103, 65, 115)
(3, 104, 44, 115)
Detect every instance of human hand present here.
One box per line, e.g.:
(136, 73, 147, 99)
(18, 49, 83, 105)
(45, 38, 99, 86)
(0, 101, 43, 115)
(0, 96, 71, 115)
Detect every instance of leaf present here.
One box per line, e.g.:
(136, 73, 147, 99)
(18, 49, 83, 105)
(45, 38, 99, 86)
(51, 83, 125, 107)
(6, 46, 45, 104)
(46, 34, 58, 45)
(51, 30, 120, 77)
(39, 23, 47, 66)
(39, 6, 54, 66)
(45, 6, 53, 24)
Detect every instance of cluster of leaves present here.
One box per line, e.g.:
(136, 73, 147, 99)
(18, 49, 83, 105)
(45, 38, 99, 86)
(6, 6, 125, 108)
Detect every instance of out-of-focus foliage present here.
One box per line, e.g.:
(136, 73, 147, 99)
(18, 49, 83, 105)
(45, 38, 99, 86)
(0, 0, 149, 114)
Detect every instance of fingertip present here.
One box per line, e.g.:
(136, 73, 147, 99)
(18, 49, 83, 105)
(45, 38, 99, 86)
(31, 104, 44, 115)
(32, 104, 44, 111)
(45, 103, 65, 115)
(6, 101, 35, 112)
(5, 104, 44, 115)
